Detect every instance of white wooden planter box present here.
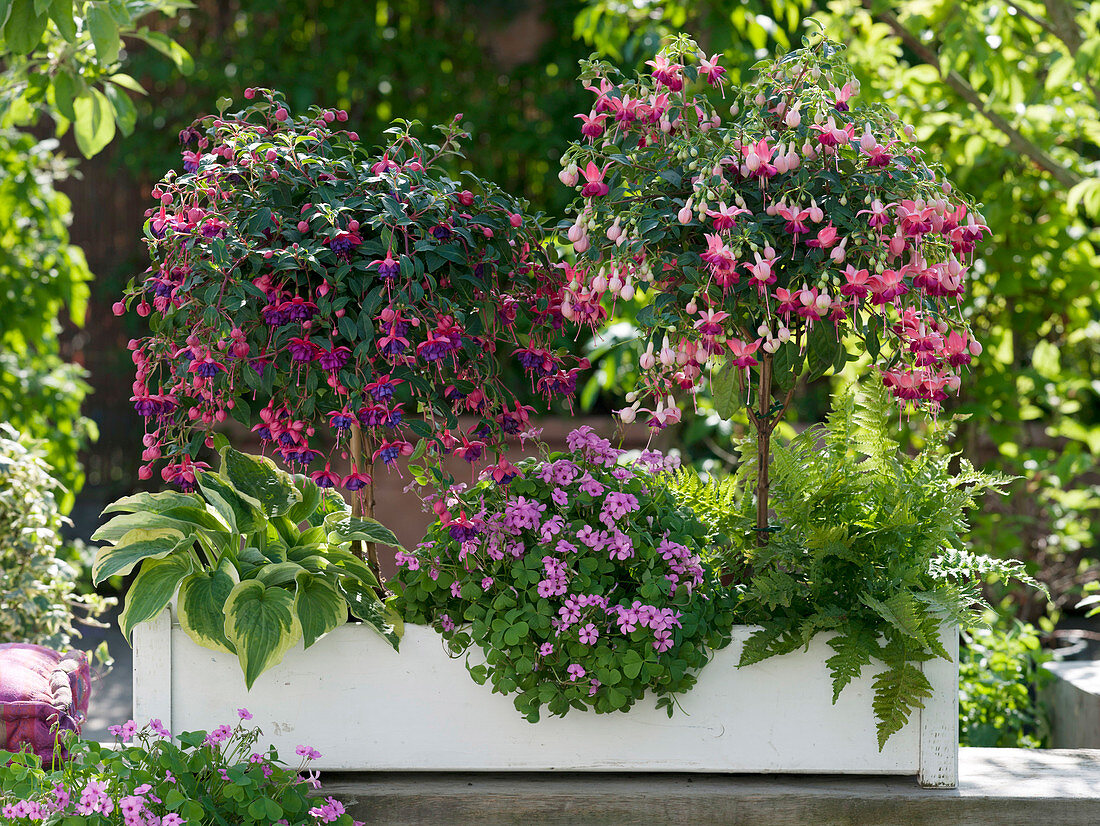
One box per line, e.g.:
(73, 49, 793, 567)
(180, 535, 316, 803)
(133, 609, 958, 787)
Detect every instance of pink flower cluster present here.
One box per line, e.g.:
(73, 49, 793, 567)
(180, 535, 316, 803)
(562, 40, 986, 424)
(124, 89, 588, 491)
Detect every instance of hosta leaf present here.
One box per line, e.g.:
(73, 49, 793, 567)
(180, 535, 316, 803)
(119, 552, 195, 640)
(339, 579, 400, 650)
(220, 448, 301, 518)
(326, 549, 381, 589)
(254, 561, 307, 587)
(325, 514, 402, 549)
(197, 471, 262, 534)
(177, 562, 239, 655)
(293, 572, 347, 648)
(101, 490, 201, 516)
(92, 511, 197, 545)
(309, 488, 350, 526)
(223, 581, 302, 689)
(287, 474, 322, 525)
(92, 534, 192, 583)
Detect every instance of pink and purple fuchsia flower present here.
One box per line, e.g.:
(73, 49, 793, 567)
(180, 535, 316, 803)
(123, 88, 592, 498)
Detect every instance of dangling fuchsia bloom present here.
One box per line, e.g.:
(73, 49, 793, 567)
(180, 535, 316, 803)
(727, 338, 761, 368)
(812, 116, 855, 150)
(576, 112, 608, 140)
(699, 53, 726, 86)
(646, 54, 684, 91)
(706, 202, 750, 232)
(579, 162, 610, 197)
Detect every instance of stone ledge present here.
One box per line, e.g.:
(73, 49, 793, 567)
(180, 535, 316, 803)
(1044, 660, 1100, 748)
(320, 748, 1100, 826)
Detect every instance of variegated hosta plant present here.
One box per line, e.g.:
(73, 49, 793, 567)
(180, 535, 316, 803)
(92, 447, 403, 688)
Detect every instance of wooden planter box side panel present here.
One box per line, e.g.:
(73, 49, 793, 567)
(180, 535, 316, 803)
(132, 612, 957, 786)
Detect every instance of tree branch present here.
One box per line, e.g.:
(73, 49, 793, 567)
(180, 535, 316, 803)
(864, 1, 1083, 190)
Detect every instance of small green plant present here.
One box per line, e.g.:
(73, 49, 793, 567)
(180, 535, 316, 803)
(958, 619, 1052, 748)
(92, 446, 403, 688)
(0, 424, 113, 650)
(671, 382, 1043, 747)
(393, 426, 735, 721)
(0, 713, 361, 824)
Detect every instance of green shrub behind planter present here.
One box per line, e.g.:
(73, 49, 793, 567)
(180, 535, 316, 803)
(959, 620, 1053, 748)
(0, 424, 113, 649)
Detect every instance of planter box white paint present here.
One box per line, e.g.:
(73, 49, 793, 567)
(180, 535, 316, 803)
(133, 609, 958, 786)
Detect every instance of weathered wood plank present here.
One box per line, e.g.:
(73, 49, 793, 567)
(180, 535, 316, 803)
(321, 749, 1100, 826)
(919, 626, 960, 787)
(130, 607, 171, 729)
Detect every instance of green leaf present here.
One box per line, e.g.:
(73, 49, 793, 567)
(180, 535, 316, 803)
(711, 359, 742, 419)
(254, 561, 306, 587)
(861, 592, 928, 647)
(864, 315, 881, 362)
(72, 88, 116, 158)
(310, 487, 350, 526)
(806, 321, 843, 382)
(220, 448, 301, 518)
(132, 28, 194, 75)
(621, 649, 643, 679)
(872, 661, 933, 749)
(339, 579, 400, 650)
(101, 490, 201, 516)
(325, 514, 403, 549)
(3, 0, 47, 55)
(825, 625, 879, 703)
(105, 73, 146, 95)
(119, 552, 195, 640)
(47, 0, 74, 41)
(177, 563, 239, 655)
(293, 572, 347, 648)
(287, 474, 322, 524)
(92, 533, 192, 583)
(102, 82, 136, 136)
(771, 341, 800, 392)
(223, 580, 303, 689)
(197, 471, 262, 534)
(0, 0, 13, 30)
(52, 70, 77, 121)
(86, 3, 120, 65)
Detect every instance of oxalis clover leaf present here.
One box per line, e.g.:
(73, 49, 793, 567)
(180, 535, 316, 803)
(392, 426, 737, 720)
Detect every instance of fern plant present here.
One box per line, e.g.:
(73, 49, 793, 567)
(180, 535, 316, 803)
(670, 382, 1043, 748)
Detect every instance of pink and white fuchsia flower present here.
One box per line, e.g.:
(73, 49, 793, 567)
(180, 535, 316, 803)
(559, 34, 986, 430)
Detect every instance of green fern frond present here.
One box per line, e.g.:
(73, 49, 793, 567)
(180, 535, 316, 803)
(825, 624, 880, 703)
(738, 620, 802, 667)
(872, 659, 933, 750)
(861, 591, 928, 648)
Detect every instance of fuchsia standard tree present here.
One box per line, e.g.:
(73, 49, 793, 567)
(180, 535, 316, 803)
(559, 32, 988, 542)
(118, 90, 583, 574)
